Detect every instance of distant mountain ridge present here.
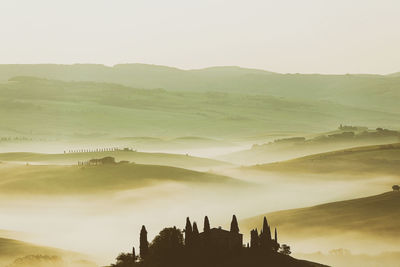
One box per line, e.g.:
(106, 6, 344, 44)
(1, 64, 400, 114)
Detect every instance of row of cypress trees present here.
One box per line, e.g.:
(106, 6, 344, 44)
(250, 217, 279, 251)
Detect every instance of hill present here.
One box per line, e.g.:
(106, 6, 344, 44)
(0, 64, 399, 114)
(0, 151, 232, 171)
(219, 127, 400, 165)
(241, 191, 400, 239)
(248, 143, 400, 176)
(0, 237, 94, 267)
(0, 76, 399, 140)
(114, 136, 234, 151)
(0, 163, 243, 195)
(0, 237, 67, 261)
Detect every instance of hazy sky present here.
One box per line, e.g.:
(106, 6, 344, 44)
(1, 0, 399, 74)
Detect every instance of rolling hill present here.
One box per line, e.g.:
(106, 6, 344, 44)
(0, 64, 400, 114)
(241, 191, 400, 239)
(0, 237, 68, 261)
(0, 163, 243, 195)
(219, 127, 400, 165)
(248, 143, 400, 176)
(0, 151, 232, 171)
(0, 237, 94, 267)
(0, 76, 399, 140)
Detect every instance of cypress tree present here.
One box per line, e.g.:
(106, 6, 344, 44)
(185, 217, 193, 247)
(203, 216, 210, 232)
(262, 217, 271, 241)
(230, 215, 239, 233)
(140, 225, 148, 259)
(250, 228, 259, 248)
(272, 227, 280, 252)
(192, 222, 200, 247)
(193, 222, 199, 235)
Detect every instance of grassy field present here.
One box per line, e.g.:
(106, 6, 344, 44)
(247, 143, 400, 176)
(0, 76, 399, 141)
(0, 163, 243, 195)
(0, 151, 232, 171)
(241, 191, 400, 239)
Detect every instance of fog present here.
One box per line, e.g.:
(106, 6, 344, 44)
(0, 171, 395, 265)
(0, 142, 399, 267)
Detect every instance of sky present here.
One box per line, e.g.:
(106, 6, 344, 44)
(0, 0, 399, 74)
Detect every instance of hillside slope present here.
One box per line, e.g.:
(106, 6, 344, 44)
(0, 151, 232, 171)
(0, 237, 68, 260)
(221, 127, 400, 164)
(0, 163, 242, 195)
(249, 143, 400, 176)
(0, 237, 94, 266)
(241, 191, 400, 239)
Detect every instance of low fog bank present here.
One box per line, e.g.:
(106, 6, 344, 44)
(0, 181, 264, 264)
(1, 171, 396, 265)
(1, 139, 399, 266)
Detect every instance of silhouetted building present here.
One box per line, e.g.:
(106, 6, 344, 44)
(199, 227, 243, 250)
(133, 215, 280, 263)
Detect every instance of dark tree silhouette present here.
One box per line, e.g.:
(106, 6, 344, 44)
(259, 216, 272, 249)
(263, 216, 272, 241)
(230, 215, 239, 233)
(192, 222, 200, 248)
(111, 253, 135, 267)
(272, 228, 280, 252)
(185, 217, 193, 247)
(140, 225, 148, 259)
(250, 228, 259, 248)
(193, 222, 199, 235)
(279, 244, 291, 255)
(147, 227, 184, 267)
(203, 216, 210, 232)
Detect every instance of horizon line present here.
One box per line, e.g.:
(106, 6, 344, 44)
(0, 62, 398, 76)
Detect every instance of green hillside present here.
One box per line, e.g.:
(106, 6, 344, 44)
(0, 151, 232, 171)
(249, 143, 400, 176)
(0, 64, 399, 113)
(0, 76, 399, 140)
(0, 163, 242, 195)
(241, 191, 400, 239)
(221, 128, 400, 165)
